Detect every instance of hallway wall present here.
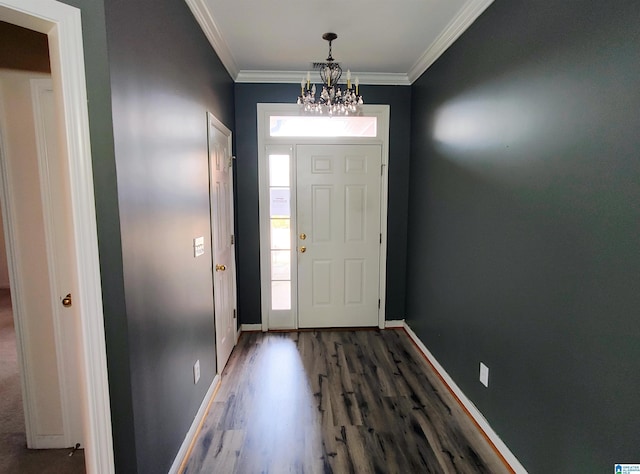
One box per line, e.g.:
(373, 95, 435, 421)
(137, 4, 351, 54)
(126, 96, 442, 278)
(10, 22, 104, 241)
(50, 0, 235, 471)
(103, 0, 235, 472)
(406, 0, 640, 471)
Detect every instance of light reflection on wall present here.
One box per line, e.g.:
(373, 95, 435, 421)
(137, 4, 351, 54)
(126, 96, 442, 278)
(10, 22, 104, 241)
(433, 92, 539, 157)
(431, 72, 585, 160)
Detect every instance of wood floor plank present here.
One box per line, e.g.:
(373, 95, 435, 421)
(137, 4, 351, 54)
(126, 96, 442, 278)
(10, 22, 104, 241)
(182, 329, 511, 474)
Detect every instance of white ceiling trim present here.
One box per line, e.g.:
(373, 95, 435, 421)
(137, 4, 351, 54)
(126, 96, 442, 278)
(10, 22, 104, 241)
(407, 0, 494, 83)
(184, 0, 239, 79)
(187, 0, 494, 85)
(236, 70, 411, 86)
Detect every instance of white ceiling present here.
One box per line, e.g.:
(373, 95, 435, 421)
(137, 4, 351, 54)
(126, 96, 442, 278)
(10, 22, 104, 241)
(185, 0, 494, 85)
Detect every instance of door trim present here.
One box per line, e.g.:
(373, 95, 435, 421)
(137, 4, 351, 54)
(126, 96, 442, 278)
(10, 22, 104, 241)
(257, 104, 390, 331)
(0, 1, 113, 471)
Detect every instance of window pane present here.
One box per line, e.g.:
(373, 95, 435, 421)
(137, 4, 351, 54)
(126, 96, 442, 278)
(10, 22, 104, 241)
(271, 250, 290, 280)
(270, 188, 290, 218)
(270, 219, 290, 249)
(271, 281, 291, 310)
(269, 154, 290, 186)
(270, 116, 377, 137)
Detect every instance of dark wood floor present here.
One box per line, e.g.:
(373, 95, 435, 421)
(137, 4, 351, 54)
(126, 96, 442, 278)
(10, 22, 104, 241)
(183, 330, 510, 474)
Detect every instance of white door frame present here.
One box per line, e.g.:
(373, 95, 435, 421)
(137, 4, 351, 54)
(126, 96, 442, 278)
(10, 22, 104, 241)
(0, 1, 114, 472)
(257, 104, 390, 331)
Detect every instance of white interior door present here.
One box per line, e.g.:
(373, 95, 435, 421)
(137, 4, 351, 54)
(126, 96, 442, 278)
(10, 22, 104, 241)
(296, 144, 382, 328)
(32, 78, 84, 447)
(208, 113, 236, 373)
(0, 74, 83, 448)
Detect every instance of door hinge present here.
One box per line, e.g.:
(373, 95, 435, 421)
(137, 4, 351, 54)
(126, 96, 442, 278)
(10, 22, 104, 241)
(378, 299, 381, 309)
(231, 234, 235, 245)
(381, 164, 384, 176)
(233, 309, 237, 319)
(379, 233, 382, 244)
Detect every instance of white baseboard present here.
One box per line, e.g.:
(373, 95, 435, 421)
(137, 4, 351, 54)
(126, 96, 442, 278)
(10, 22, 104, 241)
(384, 319, 405, 328)
(168, 374, 220, 474)
(403, 322, 528, 474)
(240, 323, 262, 332)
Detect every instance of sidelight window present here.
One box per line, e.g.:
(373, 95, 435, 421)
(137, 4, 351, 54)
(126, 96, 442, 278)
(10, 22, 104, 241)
(268, 154, 291, 310)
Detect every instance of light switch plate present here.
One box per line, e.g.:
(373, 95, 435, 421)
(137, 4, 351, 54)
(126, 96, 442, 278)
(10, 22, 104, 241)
(193, 360, 200, 384)
(193, 237, 205, 257)
(479, 362, 489, 387)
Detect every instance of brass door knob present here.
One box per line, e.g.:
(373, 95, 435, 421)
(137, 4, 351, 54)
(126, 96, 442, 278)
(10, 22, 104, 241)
(215, 264, 226, 272)
(299, 246, 306, 253)
(62, 294, 72, 307)
(299, 233, 307, 240)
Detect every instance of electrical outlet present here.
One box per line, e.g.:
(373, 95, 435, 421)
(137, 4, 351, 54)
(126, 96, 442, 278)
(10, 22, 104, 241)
(479, 362, 489, 387)
(193, 360, 200, 384)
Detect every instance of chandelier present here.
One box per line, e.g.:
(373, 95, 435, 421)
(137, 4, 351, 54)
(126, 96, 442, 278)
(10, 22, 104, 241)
(297, 33, 364, 115)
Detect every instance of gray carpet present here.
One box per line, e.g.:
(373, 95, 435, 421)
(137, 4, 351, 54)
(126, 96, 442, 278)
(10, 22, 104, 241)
(0, 288, 85, 473)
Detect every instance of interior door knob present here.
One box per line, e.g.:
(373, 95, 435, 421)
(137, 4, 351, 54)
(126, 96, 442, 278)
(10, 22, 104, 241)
(299, 246, 306, 253)
(62, 294, 72, 307)
(215, 264, 226, 272)
(299, 233, 307, 240)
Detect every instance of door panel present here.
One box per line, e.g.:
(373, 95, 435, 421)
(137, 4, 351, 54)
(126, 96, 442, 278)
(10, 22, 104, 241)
(208, 115, 235, 373)
(297, 144, 381, 328)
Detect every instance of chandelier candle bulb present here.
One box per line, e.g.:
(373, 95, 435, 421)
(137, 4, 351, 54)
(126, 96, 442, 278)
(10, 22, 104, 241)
(307, 71, 310, 88)
(347, 69, 351, 88)
(355, 77, 359, 95)
(301, 78, 305, 93)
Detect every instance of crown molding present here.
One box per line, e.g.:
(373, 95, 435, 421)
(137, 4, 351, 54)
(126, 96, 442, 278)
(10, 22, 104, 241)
(187, 0, 493, 85)
(184, 0, 239, 79)
(408, 0, 494, 83)
(236, 70, 411, 86)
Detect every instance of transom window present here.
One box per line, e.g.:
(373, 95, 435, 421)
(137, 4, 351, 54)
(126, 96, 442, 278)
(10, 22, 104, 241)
(269, 116, 377, 138)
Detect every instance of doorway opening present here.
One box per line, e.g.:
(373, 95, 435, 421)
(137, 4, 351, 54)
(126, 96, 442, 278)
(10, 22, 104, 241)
(257, 104, 390, 331)
(0, 2, 113, 472)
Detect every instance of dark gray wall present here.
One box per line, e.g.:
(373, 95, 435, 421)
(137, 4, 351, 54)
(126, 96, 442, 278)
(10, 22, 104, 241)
(104, 0, 234, 472)
(53, 0, 135, 470)
(234, 83, 411, 325)
(406, 0, 640, 471)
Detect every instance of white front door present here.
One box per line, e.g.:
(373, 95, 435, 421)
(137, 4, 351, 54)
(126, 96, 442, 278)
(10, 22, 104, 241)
(296, 144, 382, 327)
(208, 114, 236, 373)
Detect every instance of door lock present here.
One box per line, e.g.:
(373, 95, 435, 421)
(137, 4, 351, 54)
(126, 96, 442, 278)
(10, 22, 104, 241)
(299, 233, 307, 240)
(215, 264, 227, 272)
(299, 246, 307, 253)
